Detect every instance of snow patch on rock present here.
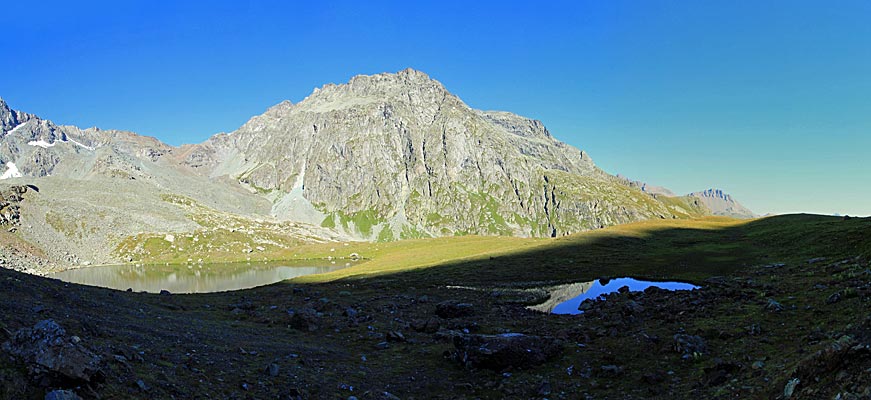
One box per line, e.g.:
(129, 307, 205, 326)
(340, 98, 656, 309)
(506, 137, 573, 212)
(0, 162, 23, 180)
(28, 139, 57, 148)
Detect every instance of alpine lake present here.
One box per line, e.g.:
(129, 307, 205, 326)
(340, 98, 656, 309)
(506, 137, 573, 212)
(49, 260, 355, 293)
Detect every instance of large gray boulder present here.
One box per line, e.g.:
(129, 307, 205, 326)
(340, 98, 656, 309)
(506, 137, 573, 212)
(2, 320, 103, 382)
(451, 332, 562, 371)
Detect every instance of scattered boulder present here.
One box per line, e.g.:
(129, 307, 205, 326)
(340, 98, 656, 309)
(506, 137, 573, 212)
(343, 307, 359, 319)
(765, 298, 784, 312)
(380, 392, 401, 400)
(386, 331, 406, 342)
(783, 378, 800, 399)
(2, 320, 102, 382)
(411, 318, 440, 333)
(289, 308, 319, 331)
(673, 334, 707, 359)
(451, 333, 562, 371)
(435, 301, 474, 319)
(600, 364, 624, 376)
(267, 363, 280, 377)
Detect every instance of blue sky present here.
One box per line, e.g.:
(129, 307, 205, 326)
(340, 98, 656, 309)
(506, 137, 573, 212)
(2, 1, 869, 216)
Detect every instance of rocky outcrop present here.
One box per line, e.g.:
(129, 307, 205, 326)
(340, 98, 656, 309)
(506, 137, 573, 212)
(451, 332, 563, 371)
(689, 189, 755, 219)
(2, 320, 103, 382)
(0, 184, 33, 226)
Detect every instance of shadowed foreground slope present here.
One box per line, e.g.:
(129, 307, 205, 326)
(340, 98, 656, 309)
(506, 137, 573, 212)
(1, 214, 870, 399)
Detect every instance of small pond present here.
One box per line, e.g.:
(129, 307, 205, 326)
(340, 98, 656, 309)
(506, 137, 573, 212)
(50, 261, 353, 294)
(529, 277, 699, 315)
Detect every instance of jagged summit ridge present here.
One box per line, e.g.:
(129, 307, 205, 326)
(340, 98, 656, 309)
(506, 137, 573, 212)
(689, 188, 755, 219)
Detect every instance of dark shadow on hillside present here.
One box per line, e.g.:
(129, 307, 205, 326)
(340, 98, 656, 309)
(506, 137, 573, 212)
(318, 214, 871, 290)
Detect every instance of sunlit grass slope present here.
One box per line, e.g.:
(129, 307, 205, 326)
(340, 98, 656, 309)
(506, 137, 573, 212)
(295, 214, 871, 285)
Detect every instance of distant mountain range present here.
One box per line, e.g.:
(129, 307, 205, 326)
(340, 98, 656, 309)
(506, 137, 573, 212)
(0, 69, 753, 266)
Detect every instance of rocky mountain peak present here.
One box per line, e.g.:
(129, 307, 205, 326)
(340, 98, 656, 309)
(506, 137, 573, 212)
(695, 188, 732, 202)
(689, 188, 755, 219)
(1, 100, 36, 136)
(178, 69, 720, 239)
(294, 68, 453, 115)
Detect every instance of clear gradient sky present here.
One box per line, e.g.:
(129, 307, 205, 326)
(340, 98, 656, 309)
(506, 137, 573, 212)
(2, 1, 869, 216)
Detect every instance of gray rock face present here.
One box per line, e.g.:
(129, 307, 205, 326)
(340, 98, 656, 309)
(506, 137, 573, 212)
(689, 188, 755, 219)
(186, 68, 712, 239)
(2, 320, 103, 382)
(0, 184, 32, 225)
(0, 97, 36, 136)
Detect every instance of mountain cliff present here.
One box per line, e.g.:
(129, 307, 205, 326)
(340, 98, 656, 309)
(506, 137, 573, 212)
(182, 68, 711, 239)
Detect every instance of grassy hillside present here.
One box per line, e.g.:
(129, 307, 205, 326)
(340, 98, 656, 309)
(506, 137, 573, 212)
(297, 214, 871, 284)
(3, 214, 870, 399)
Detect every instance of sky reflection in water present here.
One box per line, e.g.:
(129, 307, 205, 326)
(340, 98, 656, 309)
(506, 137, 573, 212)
(530, 277, 698, 315)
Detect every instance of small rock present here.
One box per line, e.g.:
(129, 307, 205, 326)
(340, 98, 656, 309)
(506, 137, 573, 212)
(451, 333, 562, 371)
(386, 330, 406, 342)
(537, 381, 552, 396)
(136, 379, 150, 392)
(642, 371, 666, 384)
(375, 341, 390, 350)
(289, 307, 319, 331)
(765, 298, 784, 312)
(827, 292, 842, 304)
(751, 361, 765, 370)
(159, 290, 171, 296)
(673, 334, 707, 358)
(783, 378, 800, 398)
(44, 390, 82, 400)
(267, 363, 280, 377)
(600, 364, 624, 376)
(435, 301, 474, 318)
(381, 392, 401, 400)
(411, 318, 440, 333)
(623, 300, 644, 314)
(578, 299, 596, 311)
(343, 308, 359, 318)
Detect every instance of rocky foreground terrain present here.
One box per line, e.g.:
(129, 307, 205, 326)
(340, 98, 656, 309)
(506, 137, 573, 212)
(0, 69, 754, 271)
(0, 214, 869, 399)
